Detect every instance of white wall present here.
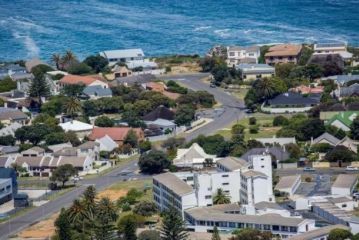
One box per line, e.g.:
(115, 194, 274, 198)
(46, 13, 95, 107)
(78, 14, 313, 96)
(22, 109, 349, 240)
(331, 187, 352, 196)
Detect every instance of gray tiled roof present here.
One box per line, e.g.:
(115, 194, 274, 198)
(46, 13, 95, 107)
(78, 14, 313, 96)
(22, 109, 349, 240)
(217, 157, 248, 171)
(242, 147, 289, 161)
(332, 174, 358, 189)
(275, 175, 301, 190)
(268, 92, 320, 106)
(287, 224, 349, 240)
(312, 132, 340, 146)
(83, 85, 112, 97)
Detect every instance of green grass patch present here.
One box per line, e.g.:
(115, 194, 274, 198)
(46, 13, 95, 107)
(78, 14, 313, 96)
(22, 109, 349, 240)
(109, 179, 152, 202)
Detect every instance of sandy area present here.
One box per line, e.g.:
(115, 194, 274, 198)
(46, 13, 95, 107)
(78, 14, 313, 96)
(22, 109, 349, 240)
(97, 189, 128, 202)
(17, 213, 58, 239)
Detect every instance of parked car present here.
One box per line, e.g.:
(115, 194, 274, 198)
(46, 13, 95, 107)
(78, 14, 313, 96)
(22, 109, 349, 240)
(303, 167, 316, 172)
(346, 166, 359, 171)
(353, 192, 359, 199)
(210, 82, 216, 88)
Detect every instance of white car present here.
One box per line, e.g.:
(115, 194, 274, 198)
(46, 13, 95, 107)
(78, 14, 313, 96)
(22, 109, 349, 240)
(346, 166, 358, 171)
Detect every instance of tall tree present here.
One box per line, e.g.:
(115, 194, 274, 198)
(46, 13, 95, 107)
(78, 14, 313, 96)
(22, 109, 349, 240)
(65, 97, 82, 118)
(351, 116, 359, 140)
(160, 207, 188, 240)
(62, 50, 77, 69)
(254, 78, 275, 100)
(52, 53, 62, 70)
(28, 73, 50, 104)
(54, 208, 73, 240)
(118, 215, 138, 240)
(211, 226, 221, 240)
(213, 188, 231, 205)
(67, 199, 90, 233)
(124, 130, 139, 148)
(94, 197, 118, 240)
(50, 164, 77, 187)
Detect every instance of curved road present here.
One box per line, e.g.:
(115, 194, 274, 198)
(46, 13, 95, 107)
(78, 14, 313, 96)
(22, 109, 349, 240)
(0, 73, 245, 239)
(159, 73, 246, 141)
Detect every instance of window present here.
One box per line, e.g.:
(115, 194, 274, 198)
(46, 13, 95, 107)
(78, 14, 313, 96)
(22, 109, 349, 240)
(205, 195, 212, 199)
(289, 227, 297, 233)
(222, 174, 229, 178)
(342, 204, 347, 208)
(272, 225, 279, 231)
(263, 225, 271, 230)
(281, 226, 288, 232)
(229, 52, 235, 56)
(222, 182, 229, 186)
(229, 222, 236, 228)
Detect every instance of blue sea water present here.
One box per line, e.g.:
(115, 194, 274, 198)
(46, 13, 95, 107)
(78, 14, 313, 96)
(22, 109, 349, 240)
(0, 0, 359, 61)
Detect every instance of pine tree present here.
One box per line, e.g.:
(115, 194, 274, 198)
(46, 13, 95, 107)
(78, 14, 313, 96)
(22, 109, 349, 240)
(122, 217, 137, 240)
(211, 226, 221, 240)
(94, 197, 118, 240)
(54, 208, 72, 240)
(28, 73, 50, 104)
(160, 207, 188, 240)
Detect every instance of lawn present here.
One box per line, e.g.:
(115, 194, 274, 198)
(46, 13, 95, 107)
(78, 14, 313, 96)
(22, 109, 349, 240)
(217, 112, 294, 140)
(108, 178, 153, 202)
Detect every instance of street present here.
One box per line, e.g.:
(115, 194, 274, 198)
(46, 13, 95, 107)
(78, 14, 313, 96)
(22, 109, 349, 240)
(0, 159, 145, 239)
(158, 73, 246, 141)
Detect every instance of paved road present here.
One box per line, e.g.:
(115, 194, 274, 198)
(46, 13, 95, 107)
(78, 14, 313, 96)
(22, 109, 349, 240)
(0, 159, 146, 239)
(159, 73, 246, 141)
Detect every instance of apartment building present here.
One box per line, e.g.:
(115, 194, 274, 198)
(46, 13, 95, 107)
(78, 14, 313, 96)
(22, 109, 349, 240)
(265, 44, 302, 65)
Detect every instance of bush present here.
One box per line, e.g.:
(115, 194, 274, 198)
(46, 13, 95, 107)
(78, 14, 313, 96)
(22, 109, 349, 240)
(0, 76, 17, 93)
(133, 201, 158, 217)
(249, 117, 257, 125)
(273, 115, 289, 126)
(138, 230, 161, 240)
(305, 177, 312, 182)
(139, 150, 171, 174)
(249, 126, 259, 134)
(67, 62, 92, 75)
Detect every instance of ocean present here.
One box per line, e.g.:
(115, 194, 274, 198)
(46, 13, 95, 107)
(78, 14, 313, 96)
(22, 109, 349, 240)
(0, 0, 359, 61)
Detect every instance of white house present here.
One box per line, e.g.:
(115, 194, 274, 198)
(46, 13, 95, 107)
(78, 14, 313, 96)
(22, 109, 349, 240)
(331, 174, 358, 196)
(95, 135, 118, 152)
(236, 63, 275, 81)
(59, 120, 94, 139)
(173, 143, 217, 168)
(227, 46, 260, 66)
(100, 48, 158, 70)
(313, 41, 353, 61)
(275, 175, 301, 197)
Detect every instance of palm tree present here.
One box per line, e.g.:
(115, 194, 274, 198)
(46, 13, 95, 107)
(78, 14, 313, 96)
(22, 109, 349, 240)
(51, 53, 62, 70)
(62, 50, 77, 69)
(255, 77, 275, 100)
(213, 188, 231, 205)
(67, 199, 89, 232)
(65, 97, 82, 119)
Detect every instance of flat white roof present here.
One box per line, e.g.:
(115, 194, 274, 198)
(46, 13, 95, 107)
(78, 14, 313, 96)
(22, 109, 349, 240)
(100, 49, 144, 59)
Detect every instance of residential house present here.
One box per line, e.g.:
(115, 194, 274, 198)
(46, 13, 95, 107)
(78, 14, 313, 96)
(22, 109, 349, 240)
(262, 92, 320, 113)
(334, 83, 359, 99)
(100, 49, 157, 69)
(290, 85, 324, 94)
(321, 74, 359, 86)
(326, 111, 359, 132)
(113, 65, 132, 78)
(255, 136, 296, 146)
(59, 120, 94, 138)
(0, 156, 13, 168)
(11, 73, 34, 82)
(142, 105, 175, 121)
(95, 135, 118, 152)
(47, 142, 73, 153)
(236, 64, 275, 81)
(172, 143, 217, 168)
(0, 107, 29, 125)
(275, 175, 301, 196)
(241, 147, 290, 167)
(0, 122, 21, 137)
(226, 45, 260, 66)
(313, 41, 353, 61)
(58, 75, 109, 89)
(77, 141, 100, 161)
(144, 119, 176, 135)
(0, 64, 26, 78)
(82, 85, 112, 99)
(0, 146, 19, 156)
(88, 127, 144, 145)
(112, 74, 156, 87)
(311, 132, 341, 146)
(265, 44, 302, 65)
(21, 146, 45, 157)
(331, 174, 358, 196)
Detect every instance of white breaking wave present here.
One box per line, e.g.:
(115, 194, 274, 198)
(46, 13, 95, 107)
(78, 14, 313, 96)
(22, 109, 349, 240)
(194, 26, 212, 31)
(214, 29, 231, 38)
(12, 31, 40, 58)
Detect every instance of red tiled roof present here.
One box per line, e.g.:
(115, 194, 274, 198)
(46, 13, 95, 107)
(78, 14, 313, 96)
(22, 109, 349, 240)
(59, 74, 101, 86)
(88, 127, 144, 142)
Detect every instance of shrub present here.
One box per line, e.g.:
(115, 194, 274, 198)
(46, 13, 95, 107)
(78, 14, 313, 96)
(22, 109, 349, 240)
(138, 230, 161, 240)
(249, 117, 257, 125)
(273, 115, 289, 126)
(249, 126, 259, 134)
(133, 201, 158, 217)
(305, 177, 312, 182)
